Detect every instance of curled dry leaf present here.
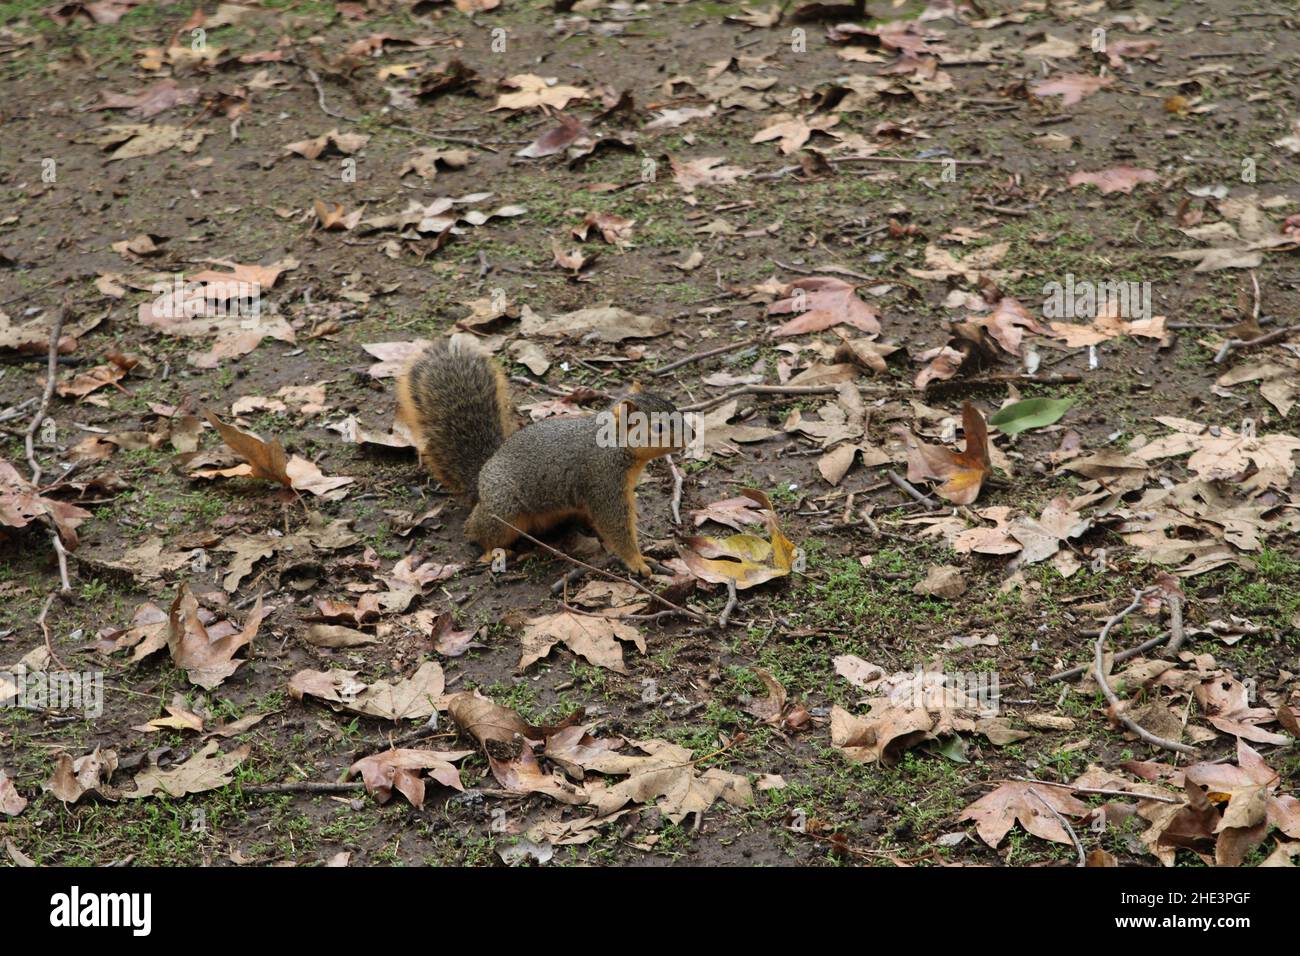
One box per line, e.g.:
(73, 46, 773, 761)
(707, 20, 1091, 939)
(124, 741, 250, 799)
(348, 748, 472, 808)
(831, 703, 934, 766)
(44, 749, 120, 804)
(959, 781, 1090, 848)
(1067, 166, 1160, 195)
(690, 494, 769, 532)
(913, 564, 967, 598)
(447, 691, 589, 804)
(744, 667, 787, 726)
(678, 488, 796, 589)
(288, 661, 447, 720)
(283, 128, 370, 159)
(0, 458, 93, 549)
(168, 584, 264, 690)
(0, 770, 26, 817)
(897, 401, 992, 505)
(769, 277, 881, 337)
(572, 211, 635, 246)
(1030, 73, 1113, 107)
(519, 610, 645, 674)
(670, 155, 753, 192)
(428, 611, 483, 656)
(92, 78, 200, 119)
(199, 411, 355, 500)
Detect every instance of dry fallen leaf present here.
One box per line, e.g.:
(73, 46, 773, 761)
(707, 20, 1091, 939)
(199, 411, 355, 499)
(959, 781, 1090, 848)
(167, 584, 264, 690)
(1068, 166, 1160, 195)
(348, 748, 472, 808)
(124, 742, 250, 799)
(288, 661, 447, 720)
(0, 770, 26, 817)
(519, 611, 645, 674)
(679, 489, 796, 589)
(1031, 73, 1113, 107)
(769, 277, 881, 337)
(492, 74, 588, 111)
(897, 402, 992, 505)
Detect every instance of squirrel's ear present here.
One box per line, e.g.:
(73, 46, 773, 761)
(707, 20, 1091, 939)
(614, 397, 638, 426)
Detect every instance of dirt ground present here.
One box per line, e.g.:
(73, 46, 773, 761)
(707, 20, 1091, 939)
(1, 0, 1298, 868)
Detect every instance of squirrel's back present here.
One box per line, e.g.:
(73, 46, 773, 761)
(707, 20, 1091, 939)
(396, 337, 516, 498)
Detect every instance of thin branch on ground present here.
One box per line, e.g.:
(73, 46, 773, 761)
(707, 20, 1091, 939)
(1093, 589, 1197, 756)
(665, 454, 683, 526)
(37, 591, 69, 673)
(1047, 632, 1170, 682)
(1005, 777, 1181, 805)
(25, 302, 66, 488)
(1213, 323, 1300, 364)
(241, 781, 365, 796)
(25, 301, 72, 594)
(717, 579, 738, 628)
(887, 470, 941, 509)
(831, 155, 990, 167)
(680, 384, 870, 414)
(1164, 590, 1187, 656)
(490, 515, 708, 623)
(300, 65, 357, 122)
(1027, 786, 1085, 867)
(651, 336, 760, 377)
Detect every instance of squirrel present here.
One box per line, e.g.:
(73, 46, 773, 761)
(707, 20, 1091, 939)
(396, 337, 689, 576)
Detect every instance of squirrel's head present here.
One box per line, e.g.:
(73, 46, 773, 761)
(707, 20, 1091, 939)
(613, 387, 692, 461)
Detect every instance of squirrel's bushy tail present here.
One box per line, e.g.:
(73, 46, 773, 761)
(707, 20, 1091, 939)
(396, 338, 516, 499)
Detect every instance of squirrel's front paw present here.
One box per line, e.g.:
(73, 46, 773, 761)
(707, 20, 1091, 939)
(626, 557, 654, 577)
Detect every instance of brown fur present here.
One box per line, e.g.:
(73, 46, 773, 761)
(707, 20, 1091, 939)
(400, 344, 683, 575)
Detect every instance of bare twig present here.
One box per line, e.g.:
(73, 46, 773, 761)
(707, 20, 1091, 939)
(831, 155, 990, 167)
(25, 302, 66, 488)
(242, 781, 365, 796)
(1093, 589, 1197, 756)
(887, 470, 940, 509)
(1027, 787, 1085, 866)
(301, 65, 357, 122)
(679, 384, 854, 414)
(25, 303, 73, 595)
(926, 372, 1082, 394)
(1213, 323, 1300, 364)
(1164, 590, 1187, 656)
(0, 397, 38, 425)
(508, 375, 610, 402)
(718, 579, 738, 628)
(387, 123, 500, 154)
(665, 454, 683, 526)
(1047, 632, 1169, 682)
(651, 337, 760, 377)
(490, 516, 708, 623)
(1005, 777, 1181, 805)
(974, 202, 1035, 217)
(37, 591, 69, 672)
(550, 565, 590, 596)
